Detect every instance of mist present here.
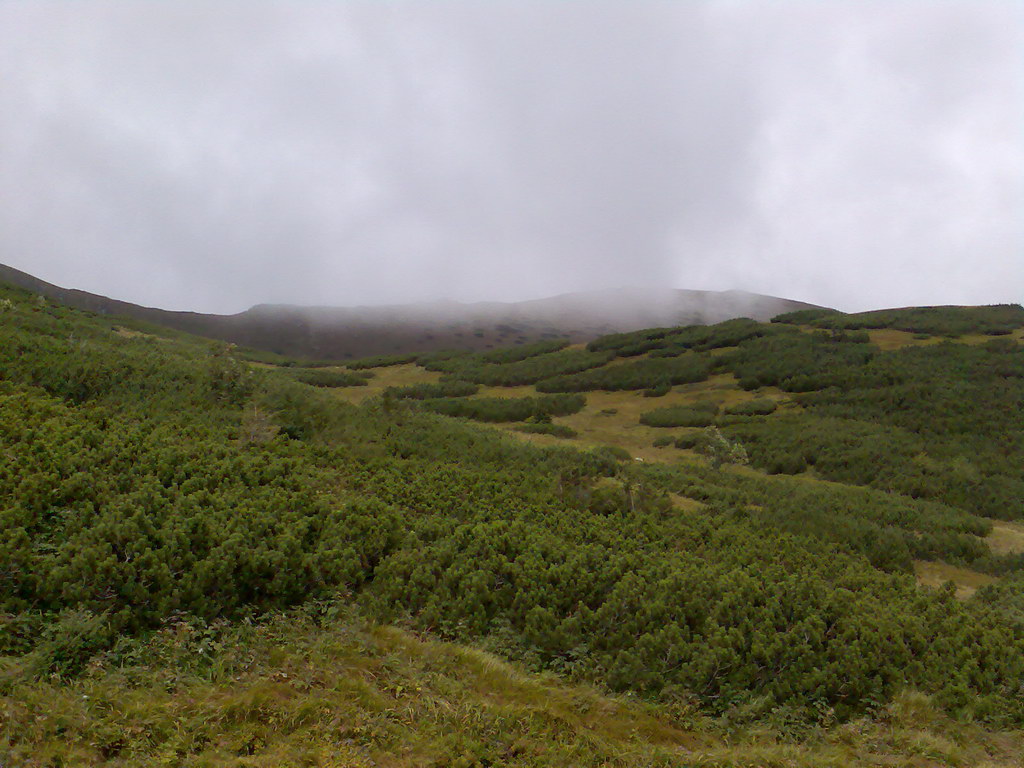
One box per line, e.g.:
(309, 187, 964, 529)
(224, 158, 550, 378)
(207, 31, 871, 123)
(1, 2, 1021, 314)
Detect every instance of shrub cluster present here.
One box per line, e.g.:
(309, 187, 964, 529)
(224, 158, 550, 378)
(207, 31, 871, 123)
(418, 394, 586, 423)
(640, 402, 719, 428)
(424, 348, 613, 387)
(2, 284, 1024, 725)
(345, 353, 419, 369)
(723, 399, 778, 416)
(514, 423, 578, 439)
(773, 304, 1024, 337)
(385, 380, 479, 400)
(536, 355, 711, 393)
(287, 368, 373, 387)
(587, 318, 799, 358)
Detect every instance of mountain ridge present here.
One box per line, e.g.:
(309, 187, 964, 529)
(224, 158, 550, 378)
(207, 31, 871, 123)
(0, 262, 823, 359)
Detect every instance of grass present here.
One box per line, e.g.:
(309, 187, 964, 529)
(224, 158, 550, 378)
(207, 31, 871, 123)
(329, 363, 444, 405)
(913, 560, 998, 599)
(296, 333, 1021, 602)
(8, 316, 1024, 765)
(111, 325, 163, 340)
(3, 606, 1022, 767)
(987, 521, 1024, 556)
(867, 327, 1024, 350)
(488, 373, 792, 462)
(867, 329, 944, 350)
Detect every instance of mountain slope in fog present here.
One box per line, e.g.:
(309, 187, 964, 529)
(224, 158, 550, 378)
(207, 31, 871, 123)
(0, 263, 823, 359)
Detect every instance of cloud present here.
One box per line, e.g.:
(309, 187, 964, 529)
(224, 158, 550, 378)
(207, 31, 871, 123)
(0, 2, 1020, 312)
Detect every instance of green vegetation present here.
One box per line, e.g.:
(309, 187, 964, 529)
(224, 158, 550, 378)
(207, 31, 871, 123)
(514, 422, 578, 438)
(417, 393, 586, 422)
(286, 367, 374, 387)
(588, 317, 798, 357)
(640, 401, 719, 427)
(723, 398, 777, 416)
(2, 282, 1024, 762)
(475, 337, 570, 363)
(536, 353, 711, 392)
(344, 352, 419, 369)
(7, 604, 1022, 768)
(384, 379, 479, 400)
(774, 303, 1024, 337)
(423, 346, 613, 387)
(723, 330, 877, 391)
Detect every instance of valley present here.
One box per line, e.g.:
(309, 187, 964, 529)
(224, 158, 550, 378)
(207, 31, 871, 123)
(1, 278, 1023, 766)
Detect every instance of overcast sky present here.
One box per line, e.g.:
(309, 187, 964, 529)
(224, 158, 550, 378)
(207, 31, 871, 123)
(1, 2, 1021, 314)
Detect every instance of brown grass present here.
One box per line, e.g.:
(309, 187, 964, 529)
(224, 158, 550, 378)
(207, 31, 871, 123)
(913, 560, 997, 599)
(112, 325, 161, 340)
(3, 610, 1022, 768)
(867, 329, 943, 351)
(987, 521, 1024, 556)
(868, 328, 1024, 351)
(328, 363, 443, 405)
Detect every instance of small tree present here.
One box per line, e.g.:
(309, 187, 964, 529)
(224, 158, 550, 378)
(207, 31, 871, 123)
(240, 401, 279, 444)
(208, 344, 252, 405)
(698, 426, 748, 469)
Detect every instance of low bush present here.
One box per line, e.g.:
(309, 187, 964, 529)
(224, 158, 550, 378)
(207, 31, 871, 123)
(515, 423, 578, 439)
(537, 355, 710, 393)
(386, 380, 479, 400)
(723, 399, 777, 416)
(640, 403, 719, 428)
(287, 368, 373, 387)
(345, 353, 419, 369)
(419, 394, 586, 423)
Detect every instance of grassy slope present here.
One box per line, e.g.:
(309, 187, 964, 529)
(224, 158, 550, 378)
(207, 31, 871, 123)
(4, 605, 1022, 768)
(326, 332, 1024, 594)
(3, 294, 1024, 765)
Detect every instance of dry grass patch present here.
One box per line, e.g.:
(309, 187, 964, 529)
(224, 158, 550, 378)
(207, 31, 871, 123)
(868, 328, 1024, 350)
(987, 521, 1024, 556)
(328, 363, 441, 405)
(868, 329, 943, 351)
(669, 492, 705, 512)
(913, 561, 997, 600)
(112, 325, 162, 340)
(3, 610, 1023, 767)
(480, 373, 794, 463)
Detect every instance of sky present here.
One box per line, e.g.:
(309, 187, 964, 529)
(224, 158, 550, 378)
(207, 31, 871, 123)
(1, 2, 1021, 314)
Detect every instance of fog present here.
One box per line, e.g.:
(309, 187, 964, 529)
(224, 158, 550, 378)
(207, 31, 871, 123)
(1, 2, 1021, 314)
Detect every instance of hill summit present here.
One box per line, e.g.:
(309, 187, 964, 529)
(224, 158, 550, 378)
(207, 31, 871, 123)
(0, 263, 822, 359)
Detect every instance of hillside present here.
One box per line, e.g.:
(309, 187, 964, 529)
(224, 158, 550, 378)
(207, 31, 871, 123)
(0, 263, 823, 359)
(1, 279, 1024, 765)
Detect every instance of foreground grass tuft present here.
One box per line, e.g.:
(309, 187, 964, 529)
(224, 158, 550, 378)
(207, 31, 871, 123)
(2, 605, 1021, 767)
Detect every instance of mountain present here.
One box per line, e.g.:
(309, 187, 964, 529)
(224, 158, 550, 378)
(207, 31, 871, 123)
(1, 275, 1023, 765)
(0, 262, 823, 359)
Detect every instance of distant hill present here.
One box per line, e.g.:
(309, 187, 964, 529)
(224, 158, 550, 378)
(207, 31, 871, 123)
(0, 262, 824, 360)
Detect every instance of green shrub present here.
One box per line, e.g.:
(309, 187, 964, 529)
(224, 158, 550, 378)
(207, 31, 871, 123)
(674, 433, 700, 449)
(287, 368, 372, 387)
(386, 380, 479, 400)
(537, 355, 710, 393)
(640, 403, 719, 428)
(723, 399, 777, 416)
(345, 353, 418, 369)
(591, 445, 633, 463)
(419, 394, 586, 423)
(774, 304, 1024, 337)
(643, 384, 671, 397)
(515, 423, 578, 439)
